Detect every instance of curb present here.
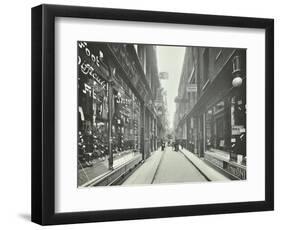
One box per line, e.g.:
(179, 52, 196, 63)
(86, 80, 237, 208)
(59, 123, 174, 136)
(151, 149, 166, 184)
(179, 150, 211, 181)
(121, 149, 164, 185)
(180, 149, 230, 181)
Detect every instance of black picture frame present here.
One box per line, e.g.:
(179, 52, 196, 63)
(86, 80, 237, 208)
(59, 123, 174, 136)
(31, 4, 274, 225)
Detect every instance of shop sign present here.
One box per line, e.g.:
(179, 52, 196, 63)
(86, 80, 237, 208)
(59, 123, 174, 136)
(186, 84, 197, 92)
(78, 41, 102, 67)
(159, 72, 169, 80)
(78, 41, 107, 90)
(114, 94, 132, 106)
(79, 62, 107, 90)
(232, 125, 245, 135)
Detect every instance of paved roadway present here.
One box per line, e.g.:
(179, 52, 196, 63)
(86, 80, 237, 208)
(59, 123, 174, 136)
(152, 146, 207, 184)
(122, 146, 207, 185)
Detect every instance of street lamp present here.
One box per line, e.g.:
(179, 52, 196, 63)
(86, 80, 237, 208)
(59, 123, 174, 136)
(232, 55, 243, 88)
(232, 76, 243, 88)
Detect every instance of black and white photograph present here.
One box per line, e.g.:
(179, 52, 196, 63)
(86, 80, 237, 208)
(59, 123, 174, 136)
(77, 42, 247, 187)
(29, 3, 274, 226)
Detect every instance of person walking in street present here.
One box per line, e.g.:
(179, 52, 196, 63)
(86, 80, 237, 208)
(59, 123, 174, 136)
(174, 140, 179, 152)
(161, 140, 165, 151)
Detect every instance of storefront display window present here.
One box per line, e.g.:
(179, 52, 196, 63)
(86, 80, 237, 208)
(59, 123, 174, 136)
(231, 95, 246, 128)
(77, 42, 142, 186)
(112, 84, 141, 163)
(78, 66, 109, 185)
(204, 94, 246, 164)
(230, 95, 246, 164)
(205, 100, 226, 151)
(215, 116, 225, 150)
(205, 109, 213, 150)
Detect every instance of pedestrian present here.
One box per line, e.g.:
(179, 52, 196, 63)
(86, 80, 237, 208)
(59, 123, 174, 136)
(161, 141, 165, 151)
(175, 140, 179, 151)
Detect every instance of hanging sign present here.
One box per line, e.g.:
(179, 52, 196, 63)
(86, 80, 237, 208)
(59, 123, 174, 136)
(186, 84, 197, 92)
(232, 125, 245, 135)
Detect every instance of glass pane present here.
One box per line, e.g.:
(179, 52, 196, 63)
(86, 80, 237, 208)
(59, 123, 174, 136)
(77, 42, 109, 186)
(205, 109, 213, 150)
(230, 95, 246, 165)
(112, 83, 141, 167)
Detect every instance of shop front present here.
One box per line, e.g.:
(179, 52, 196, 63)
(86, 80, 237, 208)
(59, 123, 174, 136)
(199, 55, 246, 179)
(77, 41, 110, 183)
(182, 50, 247, 180)
(77, 42, 144, 186)
(192, 88, 246, 179)
(111, 77, 142, 160)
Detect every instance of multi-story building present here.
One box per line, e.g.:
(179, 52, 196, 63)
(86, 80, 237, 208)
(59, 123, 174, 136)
(174, 47, 198, 150)
(155, 87, 169, 146)
(137, 45, 161, 156)
(175, 46, 246, 180)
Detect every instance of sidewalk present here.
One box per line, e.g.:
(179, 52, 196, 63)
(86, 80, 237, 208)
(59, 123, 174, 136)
(180, 148, 230, 181)
(122, 149, 164, 185)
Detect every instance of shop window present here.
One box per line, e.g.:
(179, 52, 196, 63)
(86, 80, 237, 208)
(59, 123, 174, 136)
(112, 87, 141, 158)
(205, 100, 226, 152)
(205, 109, 213, 150)
(78, 67, 109, 186)
(77, 42, 142, 186)
(215, 116, 225, 150)
(230, 95, 246, 161)
(231, 96, 246, 127)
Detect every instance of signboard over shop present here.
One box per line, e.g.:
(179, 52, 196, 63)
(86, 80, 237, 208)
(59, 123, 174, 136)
(186, 84, 197, 92)
(78, 41, 109, 82)
(231, 125, 246, 135)
(159, 72, 169, 80)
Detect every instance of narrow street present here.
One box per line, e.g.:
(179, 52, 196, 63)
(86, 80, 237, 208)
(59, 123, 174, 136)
(77, 42, 246, 186)
(153, 147, 207, 183)
(123, 146, 207, 185)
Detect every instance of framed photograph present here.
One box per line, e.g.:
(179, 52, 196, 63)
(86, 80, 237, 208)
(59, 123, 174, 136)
(31, 4, 274, 225)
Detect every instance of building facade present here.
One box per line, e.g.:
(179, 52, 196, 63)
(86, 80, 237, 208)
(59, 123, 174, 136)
(77, 42, 166, 185)
(174, 47, 198, 150)
(175, 47, 246, 180)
